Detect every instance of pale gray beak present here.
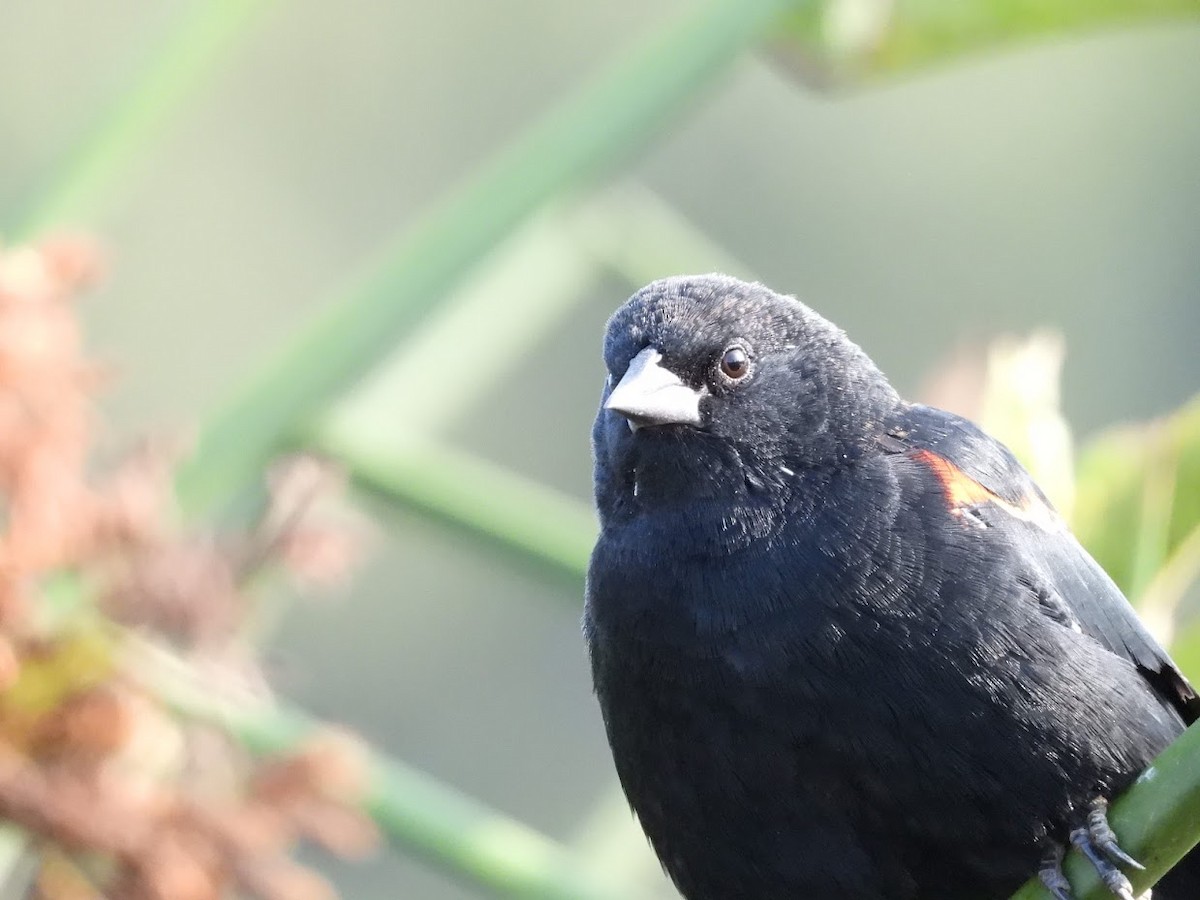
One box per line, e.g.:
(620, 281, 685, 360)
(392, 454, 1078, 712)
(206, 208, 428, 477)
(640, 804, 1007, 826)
(605, 347, 704, 430)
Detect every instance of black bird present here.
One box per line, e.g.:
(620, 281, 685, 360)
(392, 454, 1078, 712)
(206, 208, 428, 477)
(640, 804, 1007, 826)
(584, 274, 1199, 900)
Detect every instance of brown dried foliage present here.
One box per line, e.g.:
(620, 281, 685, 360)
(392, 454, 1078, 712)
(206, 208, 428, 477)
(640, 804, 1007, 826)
(0, 238, 376, 899)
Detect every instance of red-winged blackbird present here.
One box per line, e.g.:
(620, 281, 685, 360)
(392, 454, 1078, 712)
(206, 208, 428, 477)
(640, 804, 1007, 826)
(585, 274, 1198, 899)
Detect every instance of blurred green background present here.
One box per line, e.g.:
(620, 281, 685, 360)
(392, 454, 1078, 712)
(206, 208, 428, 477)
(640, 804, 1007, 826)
(1, 2, 1198, 897)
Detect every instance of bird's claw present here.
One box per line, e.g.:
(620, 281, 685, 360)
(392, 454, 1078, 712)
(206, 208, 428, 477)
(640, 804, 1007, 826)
(1039, 845, 1074, 900)
(1038, 799, 1145, 900)
(1070, 823, 1136, 900)
(1086, 798, 1145, 872)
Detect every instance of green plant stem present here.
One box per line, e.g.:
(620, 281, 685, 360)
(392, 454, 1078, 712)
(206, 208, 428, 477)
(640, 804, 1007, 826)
(12, 0, 278, 238)
(126, 640, 629, 900)
(570, 183, 752, 286)
(569, 783, 664, 893)
(332, 201, 599, 442)
(260, 711, 625, 900)
(173, 0, 797, 518)
(1009, 721, 1200, 899)
(310, 428, 595, 584)
(318, 187, 748, 588)
(336, 183, 752, 449)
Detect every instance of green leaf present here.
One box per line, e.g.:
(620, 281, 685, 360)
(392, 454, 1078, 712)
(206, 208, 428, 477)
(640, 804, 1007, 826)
(1072, 395, 1200, 614)
(773, 0, 1200, 81)
(1164, 586, 1200, 677)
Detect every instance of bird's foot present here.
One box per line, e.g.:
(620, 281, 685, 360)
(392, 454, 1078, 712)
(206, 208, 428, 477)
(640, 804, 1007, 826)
(1038, 799, 1147, 900)
(1039, 844, 1074, 900)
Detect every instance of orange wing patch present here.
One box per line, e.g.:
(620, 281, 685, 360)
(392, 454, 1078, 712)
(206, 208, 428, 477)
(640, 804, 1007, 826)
(911, 449, 1060, 531)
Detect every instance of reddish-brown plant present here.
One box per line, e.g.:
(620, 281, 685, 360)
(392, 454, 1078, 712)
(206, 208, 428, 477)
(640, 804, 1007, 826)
(0, 237, 376, 899)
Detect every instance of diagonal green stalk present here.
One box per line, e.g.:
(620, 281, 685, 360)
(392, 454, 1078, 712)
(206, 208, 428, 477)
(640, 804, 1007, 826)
(242, 709, 628, 900)
(126, 639, 633, 900)
(1009, 720, 1200, 899)
(173, 0, 798, 517)
(11, 0, 278, 238)
(569, 782, 665, 894)
(330, 200, 601, 443)
(312, 430, 596, 585)
(333, 183, 752, 452)
(314, 186, 752, 587)
(569, 183, 752, 286)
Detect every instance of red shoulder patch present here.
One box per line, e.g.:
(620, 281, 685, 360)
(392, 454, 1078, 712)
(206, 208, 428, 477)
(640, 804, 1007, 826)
(911, 449, 998, 508)
(910, 449, 1060, 530)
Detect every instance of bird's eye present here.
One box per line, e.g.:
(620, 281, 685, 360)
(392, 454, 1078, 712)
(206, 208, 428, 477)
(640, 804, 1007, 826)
(719, 346, 750, 381)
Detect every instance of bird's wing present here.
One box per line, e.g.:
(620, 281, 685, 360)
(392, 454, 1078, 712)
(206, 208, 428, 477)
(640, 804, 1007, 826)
(881, 403, 1199, 724)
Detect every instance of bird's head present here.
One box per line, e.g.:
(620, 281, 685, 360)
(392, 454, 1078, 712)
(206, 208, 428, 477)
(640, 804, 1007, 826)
(593, 274, 899, 521)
